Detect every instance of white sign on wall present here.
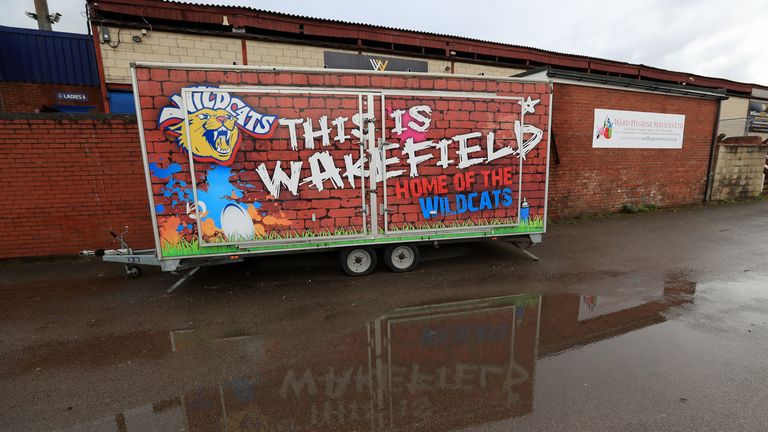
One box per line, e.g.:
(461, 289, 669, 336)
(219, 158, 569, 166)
(592, 108, 685, 149)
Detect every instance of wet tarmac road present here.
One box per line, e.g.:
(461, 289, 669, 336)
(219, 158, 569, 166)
(1, 200, 767, 431)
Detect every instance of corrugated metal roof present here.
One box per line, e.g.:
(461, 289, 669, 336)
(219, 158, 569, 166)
(0, 25, 99, 86)
(162, 0, 548, 49)
(93, 0, 627, 62)
(87, 0, 765, 93)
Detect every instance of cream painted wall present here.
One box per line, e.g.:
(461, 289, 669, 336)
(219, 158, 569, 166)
(245, 39, 324, 68)
(451, 61, 525, 77)
(98, 27, 525, 85)
(98, 27, 242, 84)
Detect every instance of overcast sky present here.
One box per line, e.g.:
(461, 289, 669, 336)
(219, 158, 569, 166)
(1, 0, 766, 85)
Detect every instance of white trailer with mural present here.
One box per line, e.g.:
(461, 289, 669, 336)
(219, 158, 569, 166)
(97, 63, 552, 278)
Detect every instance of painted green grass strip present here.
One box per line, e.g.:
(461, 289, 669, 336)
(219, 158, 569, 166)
(162, 238, 240, 257)
(162, 221, 544, 258)
(388, 216, 540, 233)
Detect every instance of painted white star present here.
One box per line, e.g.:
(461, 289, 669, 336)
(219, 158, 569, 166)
(518, 96, 540, 115)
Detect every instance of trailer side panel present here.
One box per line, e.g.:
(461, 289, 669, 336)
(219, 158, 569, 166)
(133, 65, 551, 259)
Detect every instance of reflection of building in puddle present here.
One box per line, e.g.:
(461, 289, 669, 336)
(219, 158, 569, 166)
(578, 294, 655, 321)
(539, 277, 696, 357)
(60, 277, 696, 432)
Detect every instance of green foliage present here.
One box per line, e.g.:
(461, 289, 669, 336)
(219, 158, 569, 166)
(621, 203, 639, 214)
(622, 203, 658, 214)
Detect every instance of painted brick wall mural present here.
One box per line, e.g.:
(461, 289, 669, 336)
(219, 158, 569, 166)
(135, 66, 551, 258)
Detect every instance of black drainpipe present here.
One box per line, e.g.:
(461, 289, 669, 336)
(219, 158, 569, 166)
(703, 98, 724, 202)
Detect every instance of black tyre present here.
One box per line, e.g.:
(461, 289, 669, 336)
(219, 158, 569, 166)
(383, 244, 420, 273)
(126, 265, 142, 278)
(339, 247, 377, 276)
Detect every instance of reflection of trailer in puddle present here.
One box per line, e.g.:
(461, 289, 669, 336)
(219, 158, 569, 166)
(366, 294, 540, 431)
(59, 280, 699, 431)
(244, 294, 541, 431)
(61, 294, 541, 432)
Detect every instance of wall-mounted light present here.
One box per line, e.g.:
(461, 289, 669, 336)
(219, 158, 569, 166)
(101, 26, 111, 42)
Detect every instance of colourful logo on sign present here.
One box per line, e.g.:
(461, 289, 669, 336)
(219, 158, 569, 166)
(582, 295, 599, 311)
(595, 117, 613, 140)
(158, 86, 279, 166)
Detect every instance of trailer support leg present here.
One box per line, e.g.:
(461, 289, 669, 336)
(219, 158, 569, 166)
(167, 266, 200, 294)
(511, 242, 540, 261)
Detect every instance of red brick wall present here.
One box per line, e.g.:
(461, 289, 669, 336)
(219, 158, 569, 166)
(549, 84, 718, 218)
(0, 82, 103, 113)
(0, 114, 153, 258)
(0, 78, 721, 259)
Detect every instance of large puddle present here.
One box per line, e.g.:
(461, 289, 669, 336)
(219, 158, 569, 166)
(8, 272, 763, 432)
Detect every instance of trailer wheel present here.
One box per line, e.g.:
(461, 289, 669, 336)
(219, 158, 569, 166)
(340, 247, 377, 276)
(384, 244, 420, 273)
(125, 265, 142, 278)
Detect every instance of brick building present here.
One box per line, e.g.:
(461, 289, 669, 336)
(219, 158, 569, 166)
(0, 1, 765, 259)
(0, 25, 103, 113)
(85, 0, 767, 141)
(0, 65, 728, 259)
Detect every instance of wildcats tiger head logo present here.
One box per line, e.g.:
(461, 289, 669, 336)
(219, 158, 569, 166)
(158, 87, 278, 166)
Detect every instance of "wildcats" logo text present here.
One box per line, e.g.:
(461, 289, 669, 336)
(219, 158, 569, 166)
(158, 86, 279, 166)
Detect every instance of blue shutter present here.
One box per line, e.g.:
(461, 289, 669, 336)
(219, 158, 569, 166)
(108, 90, 136, 114)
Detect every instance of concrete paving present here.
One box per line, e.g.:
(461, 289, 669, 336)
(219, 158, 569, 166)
(1, 200, 767, 431)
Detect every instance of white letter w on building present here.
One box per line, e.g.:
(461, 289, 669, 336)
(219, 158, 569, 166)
(369, 58, 389, 71)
